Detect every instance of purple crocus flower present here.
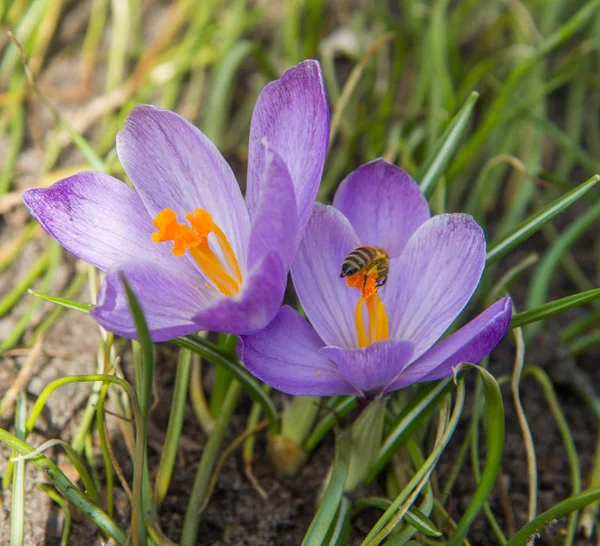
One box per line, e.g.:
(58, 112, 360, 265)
(240, 160, 512, 397)
(23, 61, 329, 341)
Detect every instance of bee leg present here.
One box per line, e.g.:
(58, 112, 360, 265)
(362, 274, 367, 296)
(377, 277, 387, 288)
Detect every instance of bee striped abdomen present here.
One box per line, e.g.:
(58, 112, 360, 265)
(340, 246, 380, 277)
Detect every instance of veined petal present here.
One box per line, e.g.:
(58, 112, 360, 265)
(321, 340, 413, 394)
(382, 214, 486, 359)
(247, 60, 329, 236)
(248, 145, 298, 270)
(333, 159, 430, 257)
(23, 172, 197, 277)
(385, 296, 512, 392)
(191, 251, 287, 335)
(91, 261, 217, 342)
(292, 204, 361, 349)
(239, 306, 356, 396)
(116, 105, 250, 272)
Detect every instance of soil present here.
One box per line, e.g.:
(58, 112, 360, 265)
(1, 2, 600, 546)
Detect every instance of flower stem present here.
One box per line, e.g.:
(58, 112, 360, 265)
(180, 380, 242, 546)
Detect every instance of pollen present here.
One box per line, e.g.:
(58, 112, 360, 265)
(345, 270, 377, 299)
(152, 207, 242, 297)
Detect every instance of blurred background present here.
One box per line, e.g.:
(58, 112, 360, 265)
(2, 0, 600, 544)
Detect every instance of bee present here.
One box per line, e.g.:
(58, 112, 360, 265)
(340, 246, 389, 294)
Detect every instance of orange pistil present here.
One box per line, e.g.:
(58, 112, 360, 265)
(152, 207, 242, 297)
(346, 270, 389, 348)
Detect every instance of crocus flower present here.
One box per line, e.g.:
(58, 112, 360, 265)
(240, 160, 512, 397)
(23, 61, 329, 341)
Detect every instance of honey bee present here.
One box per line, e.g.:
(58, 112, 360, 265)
(340, 246, 389, 294)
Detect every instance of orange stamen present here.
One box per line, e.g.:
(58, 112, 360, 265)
(152, 207, 242, 297)
(347, 270, 389, 348)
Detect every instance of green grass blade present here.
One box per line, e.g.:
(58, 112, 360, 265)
(174, 334, 279, 435)
(121, 276, 154, 542)
(0, 249, 50, 318)
(365, 378, 458, 482)
(448, 0, 600, 180)
(568, 332, 600, 355)
(447, 366, 504, 546)
(326, 496, 352, 546)
(511, 288, 600, 329)
(0, 428, 127, 545)
(304, 396, 356, 451)
(351, 497, 441, 538)
(0, 241, 61, 353)
(361, 382, 465, 545)
(301, 431, 352, 546)
(417, 91, 479, 198)
(561, 308, 600, 344)
(0, 94, 24, 196)
(203, 40, 256, 146)
(12, 438, 98, 505)
(15, 373, 143, 544)
(37, 484, 71, 546)
(506, 488, 600, 546)
(10, 393, 26, 546)
(154, 347, 192, 507)
(27, 289, 92, 313)
(486, 175, 599, 265)
(122, 276, 154, 418)
(403, 506, 442, 538)
(524, 366, 581, 545)
(526, 197, 600, 337)
(180, 380, 242, 546)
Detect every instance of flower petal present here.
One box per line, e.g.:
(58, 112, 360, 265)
(385, 296, 512, 392)
(382, 214, 486, 359)
(91, 261, 216, 342)
(248, 145, 298, 270)
(22, 172, 197, 277)
(247, 60, 330, 235)
(116, 105, 250, 271)
(332, 159, 430, 257)
(191, 251, 287, 335)
(321, 340, 413, 394)
(239, 306, 356, 396)
(291, 204, 361, 349)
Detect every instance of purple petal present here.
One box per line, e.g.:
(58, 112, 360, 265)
(321, 340, 413, 394)
(385, 296, 512, 392)
(239, 306, 356, 396)
(22, 172, 197, 277)
(247, 60, 330, 236)
(191, 251, 287, 335)
(382, 214, 486, 359)
(332, 159, 430, 257)
(91, 261, 216, 342)
(291, 204, 361, 349)
(116, 105, 250, 271)
(248, 145, 298, 270)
